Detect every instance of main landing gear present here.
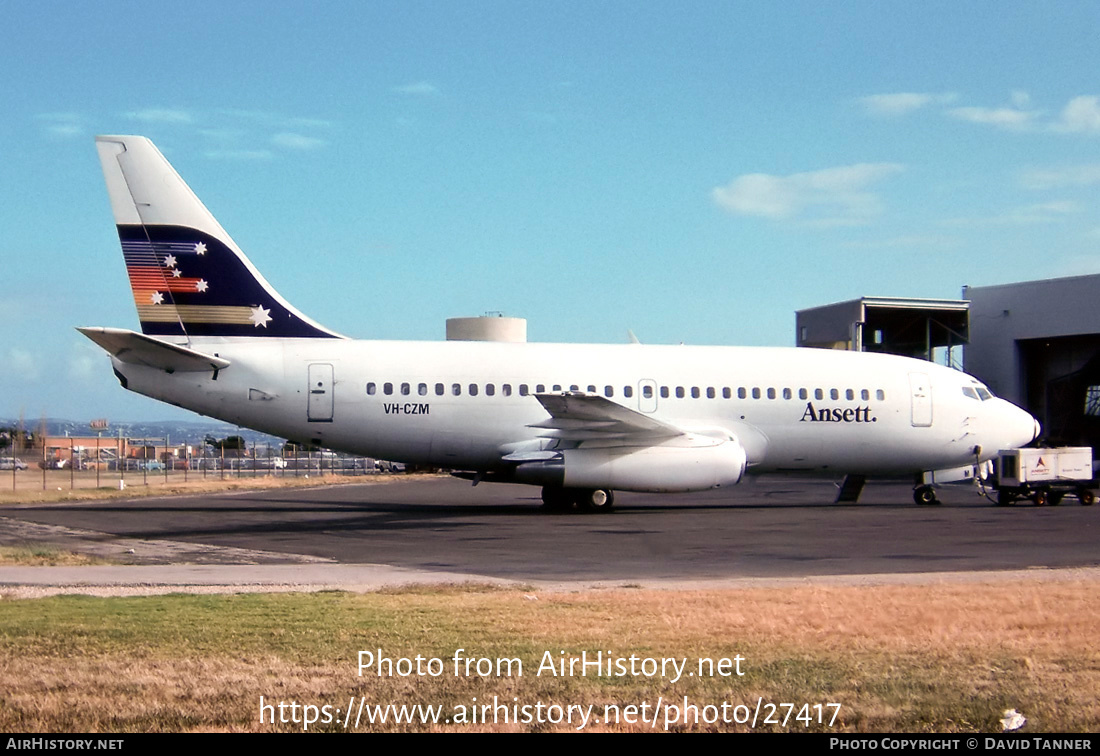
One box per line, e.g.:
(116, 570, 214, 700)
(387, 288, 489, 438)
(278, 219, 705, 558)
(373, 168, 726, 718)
(541, 486, 615, 513)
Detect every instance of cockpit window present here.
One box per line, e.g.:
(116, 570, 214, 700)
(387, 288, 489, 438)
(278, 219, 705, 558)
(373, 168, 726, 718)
(966, 382, 994, 401)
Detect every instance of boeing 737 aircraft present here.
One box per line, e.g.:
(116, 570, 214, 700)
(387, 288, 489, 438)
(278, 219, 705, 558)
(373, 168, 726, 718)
(81, 135, 1039, 510)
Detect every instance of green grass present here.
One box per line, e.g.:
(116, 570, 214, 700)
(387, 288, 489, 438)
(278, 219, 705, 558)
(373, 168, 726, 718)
(0, 544, 113, 566)
(0, 583, 1095, 732)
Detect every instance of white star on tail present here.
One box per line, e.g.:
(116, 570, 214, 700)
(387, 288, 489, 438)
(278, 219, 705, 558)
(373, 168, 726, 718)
(194, 242, 207, 255)
(249, 305, 272, 328)
(163, 254, 177, 268)
(195, 279, 208, 293)
(171, 269, 182, 278)
(150, 291, 164, 305)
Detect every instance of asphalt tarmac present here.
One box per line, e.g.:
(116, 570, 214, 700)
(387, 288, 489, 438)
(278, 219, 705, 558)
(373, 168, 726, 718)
(3, 475, 1097, 581)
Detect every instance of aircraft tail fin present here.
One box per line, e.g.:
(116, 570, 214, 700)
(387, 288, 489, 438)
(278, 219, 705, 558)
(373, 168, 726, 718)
(95, 135, 342, 339)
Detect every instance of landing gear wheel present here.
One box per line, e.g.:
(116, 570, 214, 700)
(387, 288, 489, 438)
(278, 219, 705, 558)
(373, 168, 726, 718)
(1078, 488, 1096, 506)
(913, 485, 939, 506)
(577, 488, 615, 512)
(541, 486, 574, 511)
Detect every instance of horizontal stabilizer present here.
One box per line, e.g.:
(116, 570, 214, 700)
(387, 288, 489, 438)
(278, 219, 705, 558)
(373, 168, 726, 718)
(77, 327, 230, 373)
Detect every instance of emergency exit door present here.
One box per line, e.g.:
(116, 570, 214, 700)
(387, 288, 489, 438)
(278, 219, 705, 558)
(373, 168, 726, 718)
(308, 363, 334, 422)
(908, 372, 933, 427)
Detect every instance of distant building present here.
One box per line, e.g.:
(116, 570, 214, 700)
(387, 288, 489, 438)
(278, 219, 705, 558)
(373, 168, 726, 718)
(964, 274, 1100, 447)
(796, 297, 969, 367)
(796, 276, 1100, 447)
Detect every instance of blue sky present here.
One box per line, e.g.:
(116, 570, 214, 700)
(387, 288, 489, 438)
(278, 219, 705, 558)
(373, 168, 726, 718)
(2, 1, 1099, 421)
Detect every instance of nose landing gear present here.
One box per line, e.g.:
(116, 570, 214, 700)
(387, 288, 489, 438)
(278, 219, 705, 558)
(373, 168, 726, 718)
(913, 485, 941, 506)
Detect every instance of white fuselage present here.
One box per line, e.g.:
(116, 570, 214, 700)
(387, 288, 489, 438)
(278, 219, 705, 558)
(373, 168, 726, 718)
(113, 337, 1038, 480)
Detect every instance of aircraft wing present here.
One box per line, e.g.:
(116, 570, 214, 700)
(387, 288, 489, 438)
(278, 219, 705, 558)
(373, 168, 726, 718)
(528, 392, 683, 442)
(78, 327, 231, 373)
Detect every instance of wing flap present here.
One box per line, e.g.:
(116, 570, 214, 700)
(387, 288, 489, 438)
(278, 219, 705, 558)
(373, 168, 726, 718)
(530, 392, 682, 442)
(78, 327, 230, 373)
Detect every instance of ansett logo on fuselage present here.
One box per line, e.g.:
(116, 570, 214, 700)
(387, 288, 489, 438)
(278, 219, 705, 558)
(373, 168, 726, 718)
(799, 402, 876, 423)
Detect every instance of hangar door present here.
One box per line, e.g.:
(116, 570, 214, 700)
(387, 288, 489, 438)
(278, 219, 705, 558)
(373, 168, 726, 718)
(308, 363, 334, 422)
(908, 372, 932, 427)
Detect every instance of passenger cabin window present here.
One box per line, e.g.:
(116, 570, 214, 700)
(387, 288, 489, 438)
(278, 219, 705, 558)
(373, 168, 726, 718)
(624, 386, 634, 398)
(605, 386, 614, 397)
(767, 388, 776, 400)
(520, 384, 529, 396)
(366, 382, 376, 395)
(552, 384, 562, 392)
(469, 383, 479, 396)
(452, 383, 461, 396)
(660, 386, 669, 398)
(536, 384, 545, 393)
(722, 387, 731, 399)
(846, 389, 854, 401)
(706, 387, 715, 399)
(876, 390, 885, 401)
(383, 382, 393, 396)
(738, 388, 747, 399)
(502, 384, 512, 396)
(418, 383, 427, 396)
(815, 389, 823, 400)
(861, 389, 869, 401)
(435, 383, 444, 396)
(783, 388, 792, 400)
(643, 385, 654, 398)
(401, 382, 410, 396)
(570, 384, 579, 392)
(830, 389, 839, 400)
(752, 387, 761, 399)
(691, 387, 700, 399)
(587, 385, 596, 394)
(486, 384, 495, 396)
(799, 388, 808, 400)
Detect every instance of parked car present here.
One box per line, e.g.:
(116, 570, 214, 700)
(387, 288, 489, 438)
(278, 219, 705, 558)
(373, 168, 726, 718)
(0, 457, 28, 471)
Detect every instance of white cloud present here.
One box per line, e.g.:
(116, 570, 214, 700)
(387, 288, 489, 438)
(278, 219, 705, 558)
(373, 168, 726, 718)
(46, 123, 82, 137)
(840, 234, 959, 251)
(947, 105, 1038, 130)
(858, 92, 956, 116)
(124, 108, 194, 124)
(1019, 163, 1100, 190)
(198, 128, 246, 142)
(3, 349, 39, 380)
(68, 343, 102, 380)
(1052, 95, 1100, 134)
(271, 132, 326, 150)
(394, 81, 440, 96)
(289, 117, 334, 129)
(36, 112, 84, 138)
(712, 163, 904, 222)
(944, 201, 1082, 226)
(203, 149, 274, 161)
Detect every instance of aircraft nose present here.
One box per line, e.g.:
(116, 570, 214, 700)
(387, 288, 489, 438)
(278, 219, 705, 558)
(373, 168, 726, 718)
(1005, 402, 1040, 449)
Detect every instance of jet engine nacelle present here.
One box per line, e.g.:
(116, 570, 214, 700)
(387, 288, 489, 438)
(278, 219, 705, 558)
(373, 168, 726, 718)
(515, 435, 748, 493)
